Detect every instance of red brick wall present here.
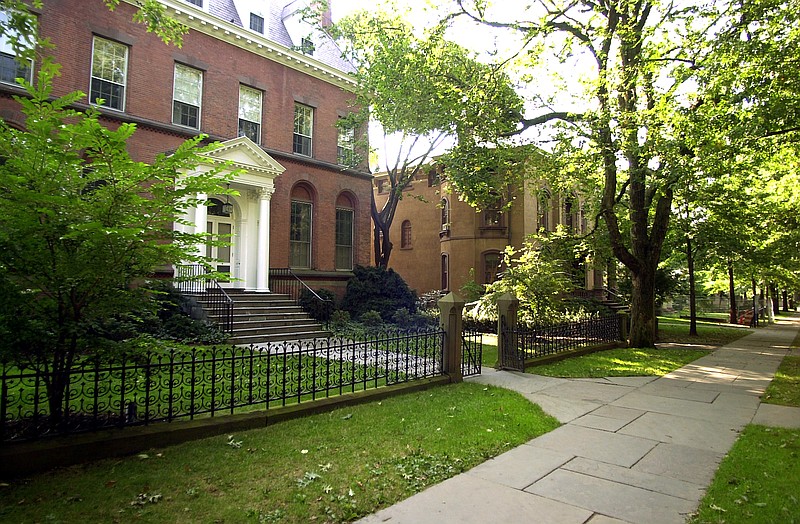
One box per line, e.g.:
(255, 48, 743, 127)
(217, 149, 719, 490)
(0, 0, 372, 274)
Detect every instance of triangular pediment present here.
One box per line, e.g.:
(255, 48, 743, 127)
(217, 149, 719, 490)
(202, 136, 285, 178)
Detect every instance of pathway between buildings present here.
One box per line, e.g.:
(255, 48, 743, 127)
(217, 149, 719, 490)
(358, 314, 800, 524)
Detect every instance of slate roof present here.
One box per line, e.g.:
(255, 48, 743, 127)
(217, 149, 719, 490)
(201, 0, 355, 74)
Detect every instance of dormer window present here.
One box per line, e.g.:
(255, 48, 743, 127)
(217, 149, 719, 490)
(301, 37, 315, 56)
(250, 13, 264, 34)
(186, 0, 202, 7)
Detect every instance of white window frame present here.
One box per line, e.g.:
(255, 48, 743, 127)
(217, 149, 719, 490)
(337, 124, 355, 166)
(293, 104, 313, 156)
(89, 36, 128, 111)
(172, 63, 202, 129)
(238, 85, 262, 144)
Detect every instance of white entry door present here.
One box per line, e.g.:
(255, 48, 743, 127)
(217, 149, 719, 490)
(206, 216, 234, 285)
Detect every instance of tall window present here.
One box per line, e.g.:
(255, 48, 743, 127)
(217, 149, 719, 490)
(482, 192, 504, 228)
(537, 191, 550, 232)
(238, 85, 262, 143)
(440, 198, 450, 232)
(441, 254, 449, 291)
(400, 220, 412, 249)
(0, 12, 32, 86)
(293, 104, 313, 156)
(249, 13, 264, 33)
(335, 208, 354, 270)
(290, 200, 312, 268)
(483, 251, 502, 284)
(173, 64, 202, 129)
(90, 37, 128, 111)
(337, 124, 355, 166)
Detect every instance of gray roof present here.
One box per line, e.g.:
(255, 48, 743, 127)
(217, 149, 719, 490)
(206, 0, 355, 74)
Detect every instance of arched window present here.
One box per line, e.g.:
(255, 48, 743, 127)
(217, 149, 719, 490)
(335, 192, 355, 270)
(537, 190, 550, 232)
(483, 251, 503, 284)
(290, 183, 314, 268)
(400, 220, 412, 249)
(440, 198, 450, 233)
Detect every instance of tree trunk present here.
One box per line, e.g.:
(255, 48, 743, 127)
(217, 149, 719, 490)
(628, 269, 657, 347)
(771, 284, 779, 315)
(782, 289, 789, 311)
(752, 278, 758, 326)
(728, 260, 737, 324)
(686, 235, 697, 336)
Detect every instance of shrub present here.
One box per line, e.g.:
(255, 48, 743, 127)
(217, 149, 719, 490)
(392, 307, 413, 327)
(330, 309, 351, 329)
(360, 310, 384, 327)
(299, 288, 336, 321)
(341, 265, 417, 321)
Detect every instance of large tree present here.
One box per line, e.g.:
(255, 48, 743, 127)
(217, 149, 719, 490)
(331, 10, 523, 267)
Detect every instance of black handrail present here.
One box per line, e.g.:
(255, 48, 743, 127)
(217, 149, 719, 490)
(270, 268, 329, 302)
(175, 264, 234, 333)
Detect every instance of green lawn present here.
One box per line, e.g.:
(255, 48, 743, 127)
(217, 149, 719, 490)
(528, 347, 710, 377)
(0, 382, 559, 523)
(657, 317, 752, 346)
(690, 338, 800, 523)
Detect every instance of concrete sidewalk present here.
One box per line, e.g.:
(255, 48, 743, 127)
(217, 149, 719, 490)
(358, 316, 800, 524)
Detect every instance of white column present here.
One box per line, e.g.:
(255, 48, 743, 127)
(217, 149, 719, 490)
(194, 193, 208, 258)
(255, 186, 274, 292)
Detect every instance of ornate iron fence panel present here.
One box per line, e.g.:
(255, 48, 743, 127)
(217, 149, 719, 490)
(461, 328, 483, 377)
(502, 315, 621, 369)
(0, 327, 444, 443)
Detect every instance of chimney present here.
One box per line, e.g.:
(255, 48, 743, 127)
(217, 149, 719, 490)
(314, 0, 333, 28)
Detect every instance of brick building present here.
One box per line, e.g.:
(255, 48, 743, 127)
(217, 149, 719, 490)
(0, 0, 372, 296)
(373, 167, 605, 296)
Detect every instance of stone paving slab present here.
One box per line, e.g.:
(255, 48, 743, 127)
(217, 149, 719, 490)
(357, 474, 593, 524)
(562, 456, 705, 501)
(752, 403, 800, 428)
(632, 442, 725, 486)
(617, 411, 743, 452)
(587, 515, 634, 524)
(525, 468, 697, 523)
(571, 413, 632, 432)
(467, 444, 573, 490)
(527, 425, 658, 468)
(539, 380, 635, 404)
(589, 405, 646, 424)
(610, 391, 755, 425)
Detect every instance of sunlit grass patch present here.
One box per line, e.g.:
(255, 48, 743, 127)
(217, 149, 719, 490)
(658, 317, 751, 346)
(763, 356, 800, 407)
(528, 347, 709, 377)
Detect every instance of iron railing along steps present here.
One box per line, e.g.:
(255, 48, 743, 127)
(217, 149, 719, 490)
(191, 289, 329, 343)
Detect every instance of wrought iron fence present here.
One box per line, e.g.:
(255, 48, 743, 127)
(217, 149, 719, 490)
(0, 328, 444, 442)
(461, 328, 483, 377)
(502, 315, 621, 369)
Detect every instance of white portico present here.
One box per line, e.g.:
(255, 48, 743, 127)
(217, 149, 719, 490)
(181, 136, 285, 292)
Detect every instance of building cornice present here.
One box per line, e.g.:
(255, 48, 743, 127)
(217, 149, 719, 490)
(123, 0, 357, 91)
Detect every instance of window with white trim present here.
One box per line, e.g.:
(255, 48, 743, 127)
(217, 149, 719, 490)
(0, 11, 32, 86)
(250, 13, 264, 33)
(293, 103, 313, 156)
(337, 124, 355, 166)
(186, 0, 203, 7)
(90, 37, 128, 111)
(172, 64, 202, 129)
(290, 200, 313, 268)
(238, 85, 262, 144)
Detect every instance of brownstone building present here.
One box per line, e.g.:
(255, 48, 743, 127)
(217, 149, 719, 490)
(0, 0, 372, 296)
(373, 168, 605, 296)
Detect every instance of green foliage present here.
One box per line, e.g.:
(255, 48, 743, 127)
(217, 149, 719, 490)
(459, 268, 484, 303)
(360, 310, 384, 328)
(0, 60, 233, 417)
(341, 265, 417, 322)
(299, 288, 336, 321)
(329, 309, 351, 330)
(468, 232, 575, 324)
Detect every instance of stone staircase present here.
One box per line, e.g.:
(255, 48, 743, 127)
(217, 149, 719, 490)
(193, 290, 329, 345)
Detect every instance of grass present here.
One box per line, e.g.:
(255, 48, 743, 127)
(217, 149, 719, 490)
(657, 317, 752, 346)
(690, 330, 800, 523)
(528, 347, 710, 377)
(689, 426, 800, 523)
(0, 382, 559, 523)
(763, 356, 800, 407)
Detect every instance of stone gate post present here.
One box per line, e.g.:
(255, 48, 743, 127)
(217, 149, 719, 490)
(438, 292, 466, 383)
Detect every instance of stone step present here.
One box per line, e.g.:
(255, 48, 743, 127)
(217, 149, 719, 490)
(229, 322, 326, 337)
(231, 330, 330, 345)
